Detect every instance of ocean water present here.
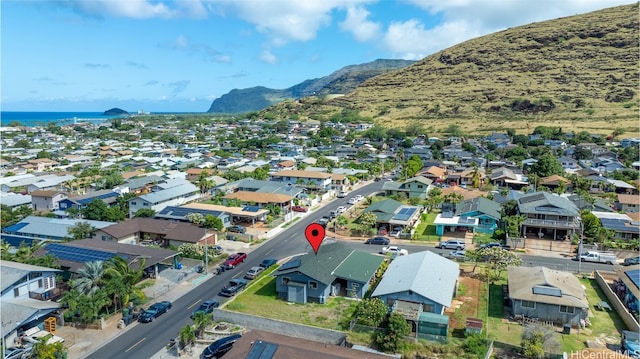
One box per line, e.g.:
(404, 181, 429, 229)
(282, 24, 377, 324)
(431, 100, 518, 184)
(0, 111, 123, 127)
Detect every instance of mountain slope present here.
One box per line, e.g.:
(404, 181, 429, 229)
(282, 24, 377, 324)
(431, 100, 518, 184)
(262, 4, 638, 129)
(206, 59, 415, 113)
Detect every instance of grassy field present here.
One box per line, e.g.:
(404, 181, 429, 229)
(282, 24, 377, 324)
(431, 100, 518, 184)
(224, 274, 356, 331)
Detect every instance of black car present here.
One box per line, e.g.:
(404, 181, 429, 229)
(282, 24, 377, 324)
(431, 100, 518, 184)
(259, 258, 278, 269)
(219, 279, 247, 297)
(623, 256, 640, 266)
(201, 334, 242, 359)
(227, 225, 246, 234)
(191, 300, 219, 319)
(365, 236, 390, 245)
(139, 301, 172, 323)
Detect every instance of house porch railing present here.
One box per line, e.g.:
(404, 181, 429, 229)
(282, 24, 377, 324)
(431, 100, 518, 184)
(523, 218, 579, 229)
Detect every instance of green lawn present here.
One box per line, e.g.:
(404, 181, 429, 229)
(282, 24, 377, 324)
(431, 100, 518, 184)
(224, 274, 356, 330)
(414, 212, 440, 242)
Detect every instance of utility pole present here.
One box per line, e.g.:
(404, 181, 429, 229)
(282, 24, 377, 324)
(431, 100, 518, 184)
(578, 219, 583, 274)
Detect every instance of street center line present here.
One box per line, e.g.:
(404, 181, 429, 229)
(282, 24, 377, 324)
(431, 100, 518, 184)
(125, 337, 146, 352)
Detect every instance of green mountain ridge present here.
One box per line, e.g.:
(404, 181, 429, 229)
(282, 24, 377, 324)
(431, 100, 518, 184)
(206, 59, 415, 114)
(260, 3, 639, 128)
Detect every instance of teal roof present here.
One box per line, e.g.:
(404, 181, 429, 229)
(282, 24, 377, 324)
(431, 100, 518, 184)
(418, 311, 450, 324)
(363, 198, 403, 215)
(332, 250, 384, 283)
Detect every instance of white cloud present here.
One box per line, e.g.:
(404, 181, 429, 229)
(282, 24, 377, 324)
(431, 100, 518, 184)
(172, 35, 189, 49)
(260, 50, 278, 65)
(66, 0, 176, 19)
(340, 5, 380, 42)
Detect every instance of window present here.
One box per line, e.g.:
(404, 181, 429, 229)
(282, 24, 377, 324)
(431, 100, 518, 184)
(14, 288, 19, 297)
(521, 300, 536, 308)
(282, 277, 290, 285)
(131, 201, 137, 206)
(38, 279, 43, 288)
(309, 281, 317, 289)
(560, 305, 574, 314)
(423, 304, 434, 312)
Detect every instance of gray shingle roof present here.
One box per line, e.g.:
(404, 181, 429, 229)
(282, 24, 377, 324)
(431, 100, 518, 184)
(517, 191, 579, 216)
(372, 251, 459, 307)
(507, 266, 588, 308)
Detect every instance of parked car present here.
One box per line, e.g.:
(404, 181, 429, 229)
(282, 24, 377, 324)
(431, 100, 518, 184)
(244, 266, 264, 280)
(479, 242, 501, 249)
(354, 195, 364, 202)
(389, 226, 403, 237)
(436, 240, 466, 250)
(347, 197, 358, 205)
(227, 225, 246, 234)
(222, 252, 247, 269)
(365, 236, 390, 245)
(316, 217, 330, 228)
(380, 246, 408, 256)
(623, 256, 640, 266)
(3, 347, 26, 359)
(201, 334, 242, 359)
(336, 206, 347, 213)
(449, 250, 467, 259)
(139, 301, 172, 323)
(219, 279, 247, 297)
(291, 205, 308, 212)
(259, 258, 278, 268)
(337, 191, 348, 198)
(191, 300, 219, 319)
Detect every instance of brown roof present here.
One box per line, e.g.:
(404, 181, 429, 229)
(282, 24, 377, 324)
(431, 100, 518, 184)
(423, 166, 446, 177)
(617, 194, 639, 205)
(30, 190, 65, 197)
(440, 186, 484, 200)
(278, 160, 295, 167)
(186, 168, 206, 175)
(224, 330, 391, 359)
(224, 191, 291, 204)
(331, 173, 346, 180)
(271, 169, 331, 179)
(539, 175, 571, 185)
(99, 218, 207, 243)
(121, 170, 146, 180)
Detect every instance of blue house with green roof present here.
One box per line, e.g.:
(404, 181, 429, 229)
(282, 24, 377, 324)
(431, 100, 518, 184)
(454, 197, 502, 234)
(275, 242, 384, 304)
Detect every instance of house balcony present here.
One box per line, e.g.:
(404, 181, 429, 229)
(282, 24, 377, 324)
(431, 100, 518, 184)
(523, 218, 579, 230)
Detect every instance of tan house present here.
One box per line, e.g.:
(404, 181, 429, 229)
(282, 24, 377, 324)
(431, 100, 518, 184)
(94, 218, 215, 247)
(420, 166, 447, 183)
(25, 158, 59, 172)
(617, 194, 640, 213)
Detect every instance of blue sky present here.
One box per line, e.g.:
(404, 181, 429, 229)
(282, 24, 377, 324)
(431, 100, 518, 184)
(1, 0, 633, 113)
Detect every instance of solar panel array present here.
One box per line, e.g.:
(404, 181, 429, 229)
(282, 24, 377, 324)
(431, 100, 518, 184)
(626, 269, 640, 290)
(532, 285, 562, 297)
(278, 259, 301, 271)
(158, 206, 223, 218)
(242, 205, 261, 212)
(600, 218, 639, 233)
(246, 341, 279, 359)
(45, 243, 126, 263)
(393, 207, 417, 221)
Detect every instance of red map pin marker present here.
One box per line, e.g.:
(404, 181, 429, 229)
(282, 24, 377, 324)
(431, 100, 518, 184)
(305, 223, 325, 255)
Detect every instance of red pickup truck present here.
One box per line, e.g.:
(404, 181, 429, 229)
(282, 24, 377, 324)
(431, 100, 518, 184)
(223, 253, 247, 269)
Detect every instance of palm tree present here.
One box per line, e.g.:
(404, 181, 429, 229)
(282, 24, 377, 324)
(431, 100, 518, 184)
(0, 241, 12, 261)
(191, 311, 212, 338)
(104, 256, 146, 310)
(74, 260, 106, 295)
(470, 162, 481, 188)
(178, 324, 196, 352)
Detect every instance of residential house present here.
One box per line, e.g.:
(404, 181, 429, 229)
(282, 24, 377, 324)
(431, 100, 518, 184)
(119, 175, 164, 195)
(538, 175, 573, 193)
(372, 251, 459, 338)
(381, 176, 433, 199)
(34, 238, 179, 278)
(517, 192, 581, 241)
(180, 203, 268, 226)
(454, 197, 502, 234)
(361, 198, 422, 235)
(155, 205, 231, 227)
(488, 167, 528, 189)
(270, 170, 333, 191)
(507, 266, 588, 326)
(1, 215, 115, 246)
(607, 179, 638, 195)
(593, 157, 626, 174)
(127, 179, 200, 217)
(27, 174, 75, 193)
(24, 158, 59, 172)
(404, 146, 433, 165)
(58, 189, 120, 212)
(419, 166, 447, 184)
(617, 194, 640, 213)
(30, 190, 68, 212)
(275, 242, 383, 303)
(558, 156, 580, 171)
(94, 217, 214, 246)
(1, 261, 63, 349)
(484, 132, 512, 149)
(0, 192, 32, 209)
(614, 265, 639, 320)
(224, 329, 391, 359)
(592, 212, 640, 240)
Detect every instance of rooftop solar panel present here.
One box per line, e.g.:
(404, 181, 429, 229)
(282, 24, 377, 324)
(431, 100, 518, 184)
(242, 206, 261, 212)
(393, 207, 417, 221)
(246, 341, 279, 359)
(626, 269, 640, 290)
(600, 218, 639, 233)
(45, 243, 126, 263)
(532, 286, 562, 297)
(459, 216, 476, 225)
(278, 259, 301, 271)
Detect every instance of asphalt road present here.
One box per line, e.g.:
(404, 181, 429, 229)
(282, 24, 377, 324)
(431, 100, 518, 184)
(88, 180, 612, 358)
